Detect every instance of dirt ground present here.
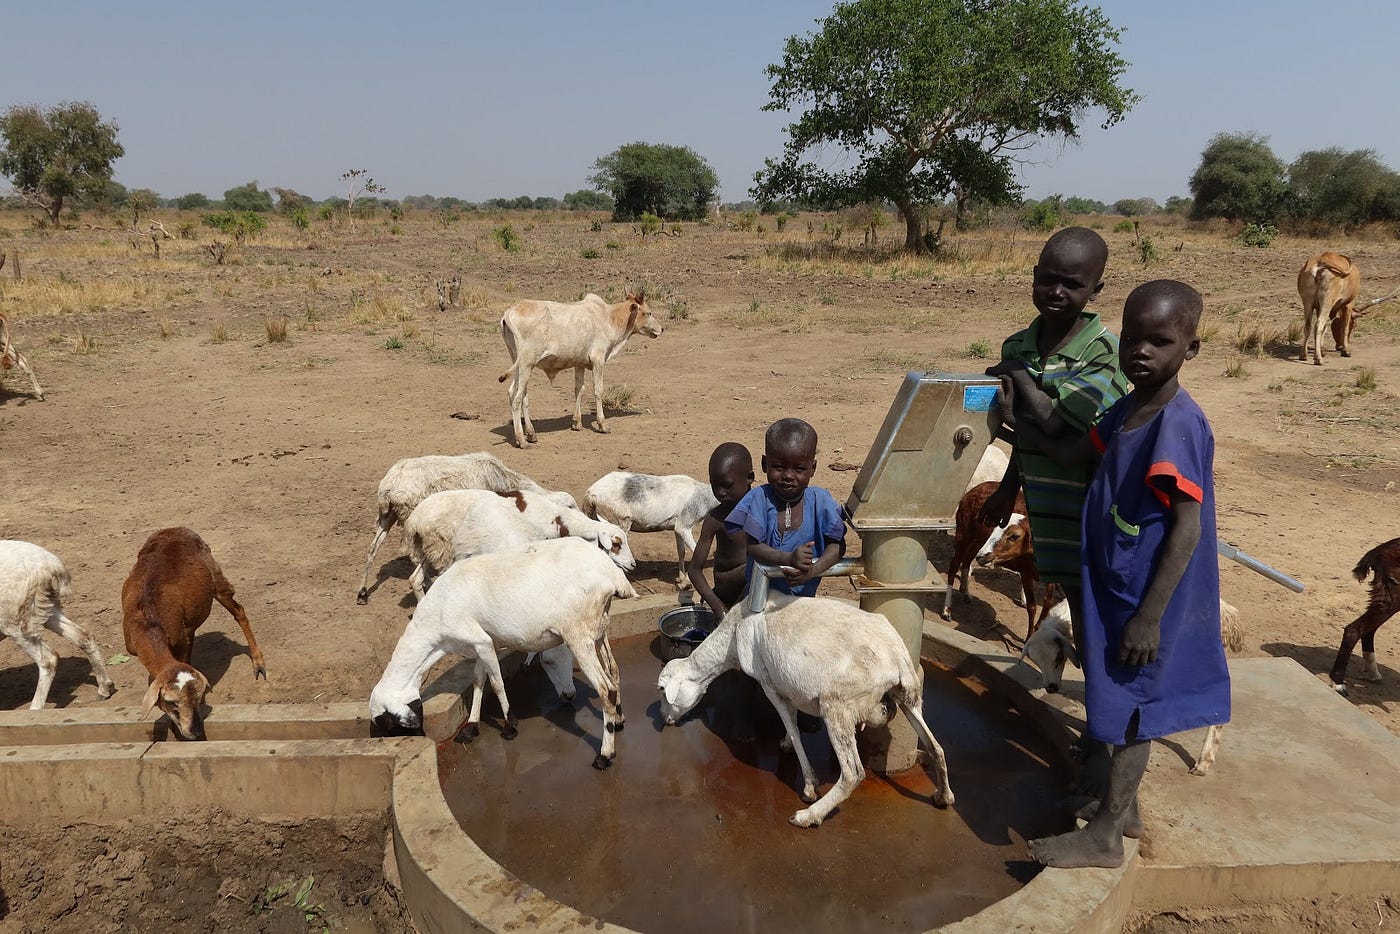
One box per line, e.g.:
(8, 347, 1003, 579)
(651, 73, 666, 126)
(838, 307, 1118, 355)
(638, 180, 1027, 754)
(0, 810, 411, 932)
(1, 211, 1398, 931)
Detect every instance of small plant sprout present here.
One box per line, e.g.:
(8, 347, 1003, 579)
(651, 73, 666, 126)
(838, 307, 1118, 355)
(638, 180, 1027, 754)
(967, 340, 991, 359)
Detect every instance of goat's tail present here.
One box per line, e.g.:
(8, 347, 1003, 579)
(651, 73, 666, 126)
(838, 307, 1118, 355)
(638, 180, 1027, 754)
(497, 315, 519, 383)
(1219, 598, 1244, 654)
(1354, 542, 1398, 584)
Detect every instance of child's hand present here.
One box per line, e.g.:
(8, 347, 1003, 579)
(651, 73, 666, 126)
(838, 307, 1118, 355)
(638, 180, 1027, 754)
(1119, 614, 1161, 667)
(791, 542, 815, 569)
(995, 376, 1017, 426)
(985, 359, 1028, 378)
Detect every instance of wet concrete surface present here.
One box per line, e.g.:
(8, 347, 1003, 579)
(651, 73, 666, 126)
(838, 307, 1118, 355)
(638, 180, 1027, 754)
(438, 634, 1072, 933)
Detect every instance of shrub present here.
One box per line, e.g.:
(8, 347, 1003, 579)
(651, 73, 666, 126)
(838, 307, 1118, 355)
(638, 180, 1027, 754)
(638, 213, 661, 237)
(202, 210, 267, 245)
(1355, 367, 1377, 392)
(264, 316, 289, 343)
(967, 340, 991, 359)
(735, 210, 758, 232)
(1241, 222, 1277, 248)
(1112, 218, 1134, 233)
(290, 207, 310, 230)
(492, 225, 520, 251)
(580, 247, 601, 259)
(1019, 200, 1062, 232)
(1136, 235, 1158, 266)
(590, 220, 603, 232)
(384, 335, 404, 350)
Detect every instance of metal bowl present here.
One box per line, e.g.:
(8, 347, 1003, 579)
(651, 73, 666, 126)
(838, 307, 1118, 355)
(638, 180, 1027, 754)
(659, 605, 717, 647)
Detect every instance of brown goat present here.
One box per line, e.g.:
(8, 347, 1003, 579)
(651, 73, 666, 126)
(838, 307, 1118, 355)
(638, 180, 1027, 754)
(941, 481, 1030, 627)
(122, 527, 267, 739)
(1329, 537, 1400, 696)
(974, 515, 1042, 638)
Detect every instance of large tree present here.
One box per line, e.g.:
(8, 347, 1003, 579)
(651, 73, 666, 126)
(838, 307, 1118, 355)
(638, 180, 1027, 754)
(752, 0, 1136, 252)
(0, 101, 125, 226)
(1187, 132, 1286, 223)
(589, 142, 718, 221)
(1286, 147, 1400, 229)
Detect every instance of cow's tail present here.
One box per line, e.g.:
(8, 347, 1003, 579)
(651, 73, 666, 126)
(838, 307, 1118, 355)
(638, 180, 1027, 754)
(498, 314, 519, 383)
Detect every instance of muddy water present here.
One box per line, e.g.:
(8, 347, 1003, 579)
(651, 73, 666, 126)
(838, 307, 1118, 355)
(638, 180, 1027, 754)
(438, 634, 1071, 933)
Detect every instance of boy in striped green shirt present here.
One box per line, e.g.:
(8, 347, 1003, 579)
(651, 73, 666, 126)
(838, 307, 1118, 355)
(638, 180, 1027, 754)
(981, 227, 1129, 787)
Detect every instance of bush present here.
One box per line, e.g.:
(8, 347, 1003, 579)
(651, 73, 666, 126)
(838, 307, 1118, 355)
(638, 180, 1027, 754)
(290, 207, 310, 230)
(1019, 200, 1062, 232)
(492, 225, 520, 252)
(1112, 218, 1134, 233)
(638, 212, 661, 237)
(1136, 235, 1158, 265)
(735, 209, 757, 231)
(202, 210, 267, 244)
(580, 247, 600, 259)
(1240, 222, 1277, 247)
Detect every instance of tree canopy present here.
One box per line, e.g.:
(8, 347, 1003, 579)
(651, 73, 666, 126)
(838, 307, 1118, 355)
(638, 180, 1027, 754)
(1188, 132, 1286, 223)
(224, 181, 274, 212)
(589, 142, 718, 221)
(1285, 147, 1400, 229)
(0, 101, 125, 225)
(751, 0, 1137, 252)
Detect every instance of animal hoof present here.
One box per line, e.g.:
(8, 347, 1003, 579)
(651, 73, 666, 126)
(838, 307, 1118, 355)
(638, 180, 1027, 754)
(255, 666, 268, 681)
(592, 754, 614, 770)
(789, 810, 821, 828)
(1188, 765, 1208, 777)
(501, 717, 519, 740)
(800, 785, 819, 803)
(559, 692, 576, 706)
(778, 735, 794, 753)
(1331, 681, 1350, 698)
(613, 719, 626, 731)
(455, 722, 480, 744)
(570, 423, 583, 432)
(356, 589, 369, 605)
(596, 424, 611, 434)
(940, 609, 952, 621)
(933, 790, 955, 808)
(1340, 349, 1351, 357)
(98, 681, 116, 699)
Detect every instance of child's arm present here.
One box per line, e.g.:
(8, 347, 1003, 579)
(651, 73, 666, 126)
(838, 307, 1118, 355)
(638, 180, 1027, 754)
(1014, 417, 1099, 469)
(781, 539, 843, 588)
(687, 516, 729, 618)
(1119, 490, 1203, 667)
(987, 361, 1069, 434)
(978, 456, 1022, 528)
(748, 537, 800, 569)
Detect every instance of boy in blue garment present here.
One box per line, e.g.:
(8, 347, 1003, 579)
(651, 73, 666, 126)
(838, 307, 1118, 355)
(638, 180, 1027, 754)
(1018, 280, 1229, 869)
(726, 418, 846, 597)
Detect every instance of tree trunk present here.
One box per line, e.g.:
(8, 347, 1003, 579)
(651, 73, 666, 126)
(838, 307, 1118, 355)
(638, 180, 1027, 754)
(46, 197, 63, 228)
(897, 199, 926, 254)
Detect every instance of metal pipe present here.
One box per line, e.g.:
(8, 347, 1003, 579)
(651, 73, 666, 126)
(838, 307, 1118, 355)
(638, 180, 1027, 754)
(747, 558, 864, 613)
(1217, 541, 1305, 593)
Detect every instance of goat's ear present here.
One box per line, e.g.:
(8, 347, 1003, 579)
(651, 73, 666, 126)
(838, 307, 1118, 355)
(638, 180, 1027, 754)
(626, 303, 640, 329)
(140, 680, 163, 720)
(1058, 632, 1081, 668)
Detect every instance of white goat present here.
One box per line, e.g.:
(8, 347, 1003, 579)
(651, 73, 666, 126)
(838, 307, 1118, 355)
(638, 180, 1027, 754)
(369, 537, 636, 768)
(401, 488, 634, 599)
(0, 541, 115, 708)
(658, 594, 953, 828)
(1020, 598, 1242, 776)
(584, 471, 717, 588)
(356, 452, 577, 604)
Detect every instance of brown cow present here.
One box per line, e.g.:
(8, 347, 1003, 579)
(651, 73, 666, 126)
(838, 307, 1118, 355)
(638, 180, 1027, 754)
(1297, 252, 1360, 365)
(122, 527, 267, 739)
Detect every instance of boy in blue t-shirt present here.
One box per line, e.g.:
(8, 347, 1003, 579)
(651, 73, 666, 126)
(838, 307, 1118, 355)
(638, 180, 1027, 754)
(726, 418, 846, 597)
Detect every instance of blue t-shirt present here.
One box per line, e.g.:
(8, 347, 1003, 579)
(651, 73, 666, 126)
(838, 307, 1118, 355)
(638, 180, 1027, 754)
(725, 485, 846, 597)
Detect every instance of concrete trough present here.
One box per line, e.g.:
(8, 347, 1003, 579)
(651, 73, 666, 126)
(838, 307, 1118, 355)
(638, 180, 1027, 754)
(3, 591, 1400, 932)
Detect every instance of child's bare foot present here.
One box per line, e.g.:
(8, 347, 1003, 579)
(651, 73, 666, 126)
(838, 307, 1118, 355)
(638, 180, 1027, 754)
(1028, 826, 1126, 869)
(1075, 798, 1143, 838)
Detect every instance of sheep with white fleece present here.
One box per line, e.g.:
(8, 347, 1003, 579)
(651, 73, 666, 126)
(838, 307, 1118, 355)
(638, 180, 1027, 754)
(369, 537, 636, 768)
(401, 488, 634, 599)
(356, 452, 576, 604)
(584, 471, 717, 587)
(658, 594, 953, 827)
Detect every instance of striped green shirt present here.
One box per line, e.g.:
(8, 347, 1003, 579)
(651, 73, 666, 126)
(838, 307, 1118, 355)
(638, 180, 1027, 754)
(1001, 312, 1129, 586)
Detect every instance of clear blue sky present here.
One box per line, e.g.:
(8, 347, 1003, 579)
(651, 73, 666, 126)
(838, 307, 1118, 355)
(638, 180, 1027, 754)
(4, 1, 1398, 205)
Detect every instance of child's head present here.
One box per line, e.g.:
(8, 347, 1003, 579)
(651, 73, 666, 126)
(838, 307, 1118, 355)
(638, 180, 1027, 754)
(1120, 279, 1202, 390)
(707, 442, 754, 506)
(1032, 227, 1108, 324)
(762, 418, 818, 501)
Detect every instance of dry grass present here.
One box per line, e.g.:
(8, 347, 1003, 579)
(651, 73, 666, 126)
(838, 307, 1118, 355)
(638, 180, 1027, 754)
(211, 320, 230, 343)
(0, 276, 161, 317)
(157, 315, 175, 339)
(264, 316, 289, 343)
(73, 330, 97, 355)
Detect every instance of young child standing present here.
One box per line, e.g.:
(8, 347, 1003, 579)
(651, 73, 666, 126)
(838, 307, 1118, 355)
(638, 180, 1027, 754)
(1024, 279, 1229, 869)
(981, 227, 1130, 645)
(726, 418, 846, 597)
(687, 442, 755, 617)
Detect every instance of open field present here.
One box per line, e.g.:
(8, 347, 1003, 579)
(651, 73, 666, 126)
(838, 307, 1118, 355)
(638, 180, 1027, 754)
(1, 211, 1398, 726)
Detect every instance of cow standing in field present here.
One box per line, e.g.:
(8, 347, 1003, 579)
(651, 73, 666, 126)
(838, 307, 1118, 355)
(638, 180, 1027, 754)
(1297, 252, 1360, 365)
(497, 291, 662, 447)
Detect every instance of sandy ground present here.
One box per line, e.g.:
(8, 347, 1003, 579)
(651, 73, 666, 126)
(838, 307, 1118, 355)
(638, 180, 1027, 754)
(2, 213, 1398, 930)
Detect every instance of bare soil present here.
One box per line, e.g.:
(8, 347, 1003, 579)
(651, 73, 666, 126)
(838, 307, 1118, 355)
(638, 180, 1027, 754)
(0, 810, 411, 932)
(1, 213, 1398, 932)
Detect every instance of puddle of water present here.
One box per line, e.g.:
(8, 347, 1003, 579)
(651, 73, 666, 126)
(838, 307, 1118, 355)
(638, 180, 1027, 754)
(439, 634, 1070, 933)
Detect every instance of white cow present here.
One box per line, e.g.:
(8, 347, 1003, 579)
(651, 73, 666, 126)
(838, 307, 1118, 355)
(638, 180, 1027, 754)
(497, 291, 663, 447)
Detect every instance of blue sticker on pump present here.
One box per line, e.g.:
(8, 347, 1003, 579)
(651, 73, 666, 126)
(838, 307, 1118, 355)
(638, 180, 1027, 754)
(963, 385, 997, 412)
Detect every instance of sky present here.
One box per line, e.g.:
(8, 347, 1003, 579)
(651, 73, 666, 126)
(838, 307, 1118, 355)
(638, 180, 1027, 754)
(3, 1, 1399, 206)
